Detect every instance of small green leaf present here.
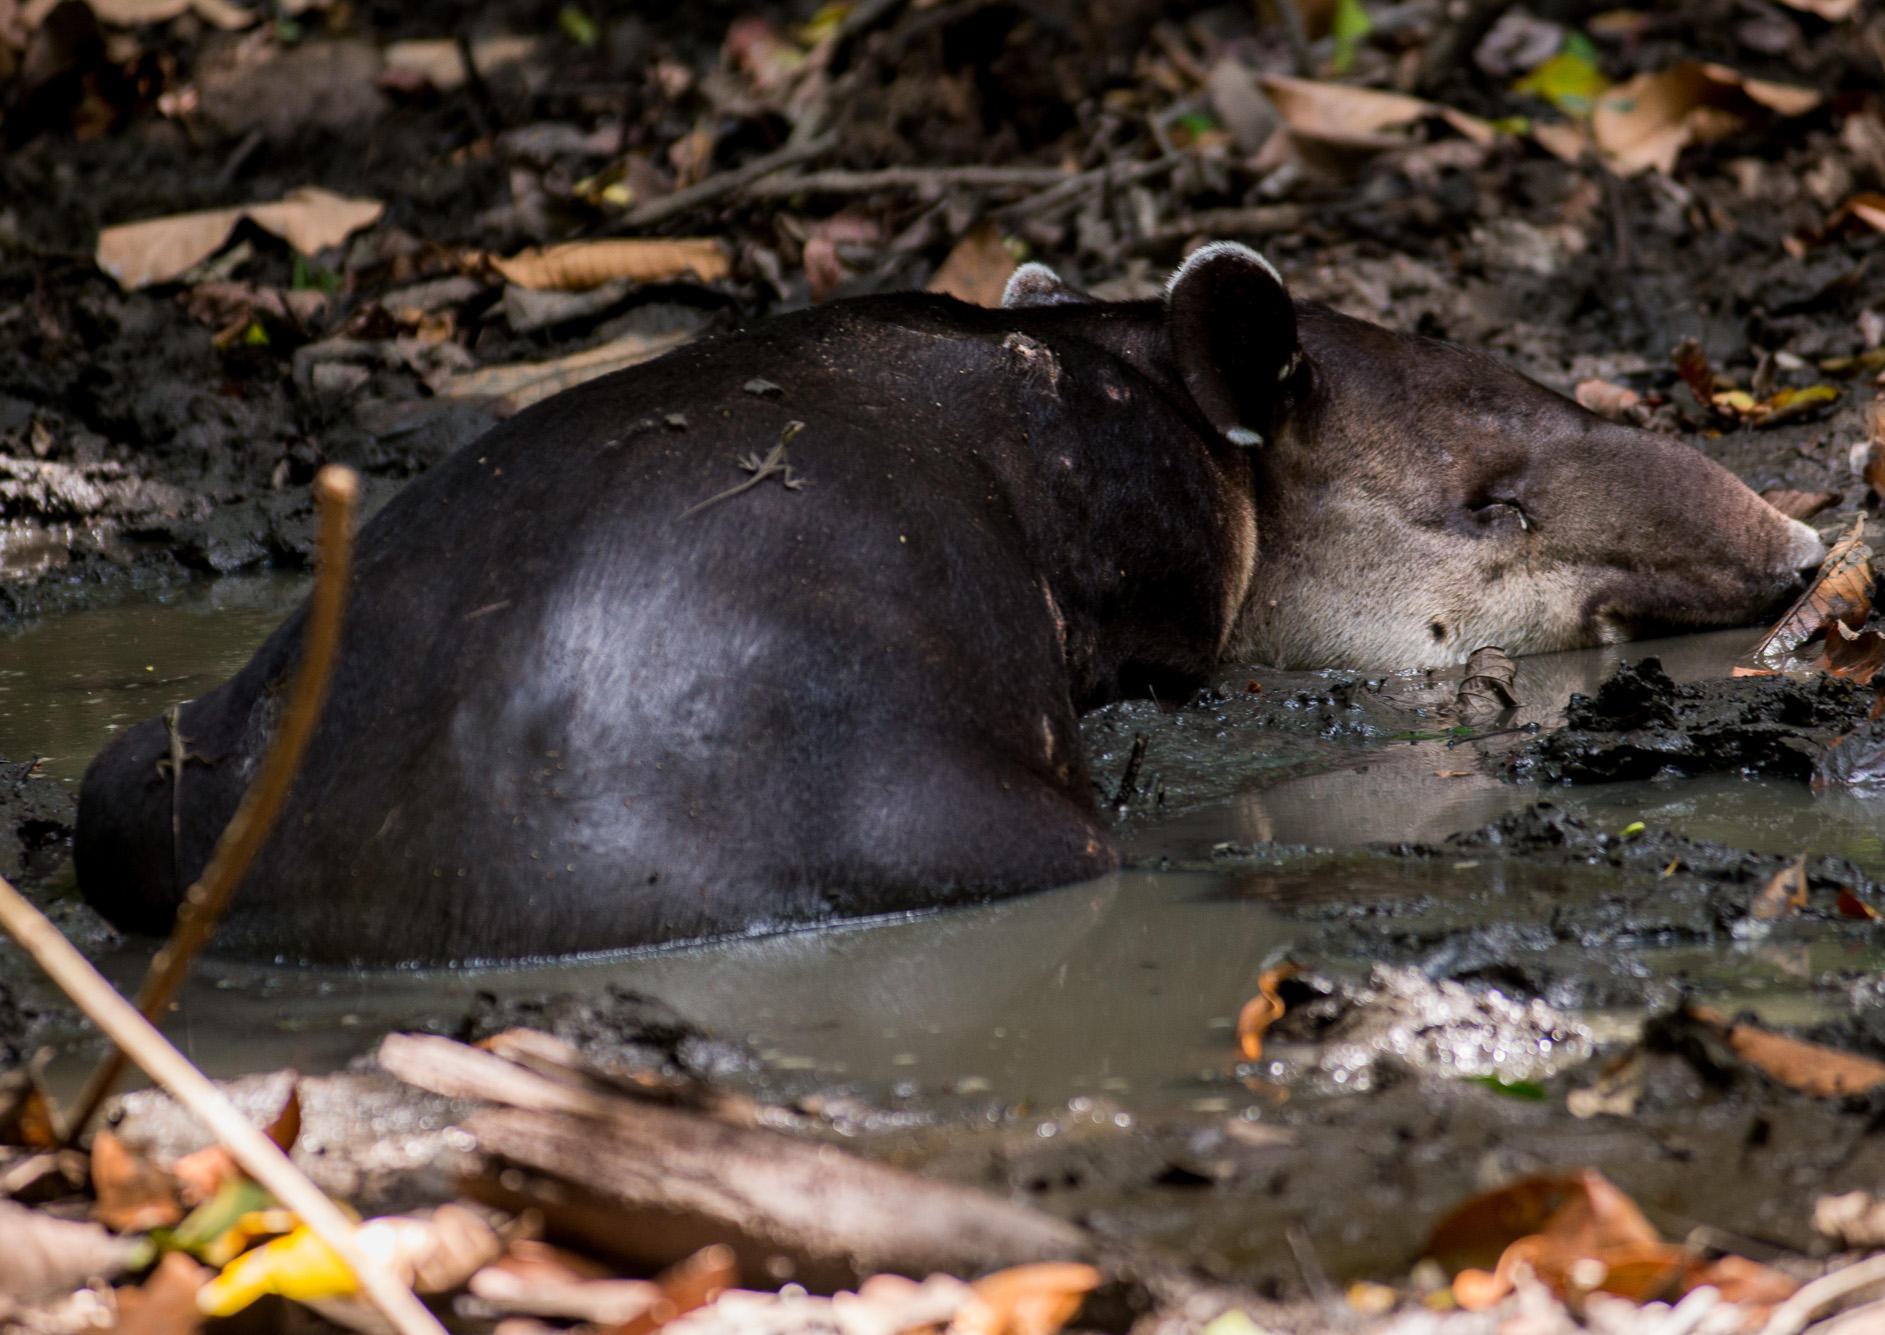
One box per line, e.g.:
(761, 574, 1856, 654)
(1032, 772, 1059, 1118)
(1621, 821, 1645, 838)
(243, 322, 270, 347)
(559, 4, 600, 48)
(169, 1177, 273, 1257)
(1329, 0, 1373, 75)
(1469, 1075, 1546, 1100)
(1176, 111, 1217, 137)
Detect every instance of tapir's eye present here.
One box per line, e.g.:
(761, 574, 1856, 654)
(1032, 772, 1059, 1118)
(1470, 498, 1530, 532)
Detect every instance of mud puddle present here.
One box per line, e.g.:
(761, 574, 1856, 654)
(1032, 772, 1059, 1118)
(11, 594, 1885, 1291)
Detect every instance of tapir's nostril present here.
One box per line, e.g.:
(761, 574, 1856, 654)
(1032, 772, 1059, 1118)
(1783, 518, 1828, 577)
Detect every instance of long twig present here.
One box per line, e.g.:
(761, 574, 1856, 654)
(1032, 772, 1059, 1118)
(744, 163, 1073, 198)
(62, 465, 359, 1143)
(617, 133, 838, 230)
(1761, 1255, 1885, 1335)
(994, 153, 1182, 222)
(0, 877, 446, 1335)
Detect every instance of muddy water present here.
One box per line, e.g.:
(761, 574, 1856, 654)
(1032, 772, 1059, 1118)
(7, 591, 1877, 1125)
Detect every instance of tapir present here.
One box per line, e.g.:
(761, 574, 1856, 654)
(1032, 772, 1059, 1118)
(75, 244, 1824, 964)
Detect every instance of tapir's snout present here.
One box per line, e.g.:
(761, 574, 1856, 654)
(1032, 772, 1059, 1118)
(1780, 516, 1829, 583)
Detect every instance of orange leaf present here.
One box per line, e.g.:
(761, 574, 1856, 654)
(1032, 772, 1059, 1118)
(1761, 489, 1840, 522)
(1750, 854, 1809, 919)
(1671, 337, 1716, 408)
(951, 1263, 1101, 1335)
(91, 1129, 184, 1233)
(926, 222, 1018, 309)
(1237, 964, 1300, 1062)
(1816, 622, 1885, 683)
(1689, 1006, 1885, 1097)
(601, 1244, 737, 1335)
(490, 239, 731, 292)
(1838, 888, 1880, 919)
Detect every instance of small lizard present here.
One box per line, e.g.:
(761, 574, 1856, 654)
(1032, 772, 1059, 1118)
(155, 703, 209, 892)
(680, 420, 810, 519)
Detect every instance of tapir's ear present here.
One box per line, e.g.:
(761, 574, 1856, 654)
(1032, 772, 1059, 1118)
(1165, 242, 1299, 447)
(1001, 262, 1093, 309)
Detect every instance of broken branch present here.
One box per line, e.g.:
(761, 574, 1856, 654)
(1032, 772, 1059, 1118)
(64, 465, 359, 1143)
(0, 877, 446, 1335)
(618, 133, 839, 230)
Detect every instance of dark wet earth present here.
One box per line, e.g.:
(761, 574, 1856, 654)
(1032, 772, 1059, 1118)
(5, 578, 1885, 1297)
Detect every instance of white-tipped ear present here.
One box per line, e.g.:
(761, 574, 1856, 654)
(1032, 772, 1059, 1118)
(1164, 240, 1299, 448)
(1002, 262, 1092, 309)
(1164, 240, 1282, 302)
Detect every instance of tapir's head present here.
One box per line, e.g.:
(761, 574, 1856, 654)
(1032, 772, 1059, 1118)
(1007, 243, 1827, 672)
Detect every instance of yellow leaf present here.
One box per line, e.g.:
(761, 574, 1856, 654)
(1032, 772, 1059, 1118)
(1513, 51, 1609, 116)
(197, 1227, 356, 1316)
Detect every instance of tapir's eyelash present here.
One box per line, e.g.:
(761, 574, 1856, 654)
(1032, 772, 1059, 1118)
(1475, 498, 1530, 531)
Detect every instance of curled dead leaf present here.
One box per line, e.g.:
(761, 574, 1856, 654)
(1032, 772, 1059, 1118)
(1573, 379, 1641, 421)
(1236, 964, 1299, 1062)
(1671, 337, 1718, 410)
(1761, 489, 1840, 522)
(1815, 621, 1885, 683)
(1750, 853, 1809, 920)
(1593, 62, 1820, 176)
(1837, 888, 1880, 919)
(490, 239, 731, 292)
(91, 1128, 184, 1233)
(950, 1262, 1101, 1335)
(1688, 1005, 1885, 1097)
(96, 189, 384, 291)
(1457, 646, 1520, 717)
(927, 223, 1017, 309)
(1744, 515, 1874, 670)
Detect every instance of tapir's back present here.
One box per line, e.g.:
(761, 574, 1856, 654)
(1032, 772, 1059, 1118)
(77, 299, 1172, 963)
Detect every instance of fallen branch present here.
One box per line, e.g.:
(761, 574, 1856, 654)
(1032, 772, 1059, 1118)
(1761, 1254, 1885, 1335)
(378, 1033, 1091, 1282)
(63, 465, 359, 1143)
(0, 878, 446, 1335)
(995, 154, 1182, 222)
(744, 163, 1073, 199)
(618, 133, 838, 230)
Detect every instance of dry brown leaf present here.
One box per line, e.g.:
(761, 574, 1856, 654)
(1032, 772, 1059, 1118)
(87, 0, 256, 29)
(1574, 379, 1642, 420)
(1776, 0, 1860, 18)
(1237, 964, 1298, 1061)
(1815, 621, 1885, 683)
(1260, 75, 1434, 149)
(1696, 1252, 1800, 1308)
(90, 1129, 183, 1233)
(1592, 63, 1820, 175)
(1671, 336, 1717, 409)
(601, 1244, 738, 1335)
(1761, 489, 1840, 521)
(1832, 193, 1885, 234)
(1457, 645, 1520, 717)
(0, 1199, 143, 1305)
(1531, 120, 1591, 164)
(490, 239, 730, 292)
(949, 1263, 1101, 1335)
(1750, 854, 1810, 920)
(1744, 516, 1874, 668)
(437, 328, 696, 415)
(926, 223, 1017, 309)
(96, 188, 384, 290)
(380, 36, 536, 92)
(1690, 1005, 1885, 1097)
(1837, 888, 1880, 919)
(113, 1251, 209, 1335)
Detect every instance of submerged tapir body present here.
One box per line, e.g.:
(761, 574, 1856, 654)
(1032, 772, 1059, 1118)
(76, 246, 1822, 963)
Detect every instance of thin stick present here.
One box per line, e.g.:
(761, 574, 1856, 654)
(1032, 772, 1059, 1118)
(993, 154, 1181, 223)
(618, 133, 838, 230)
(1762, 1254, 1885, 1335)
(743, 163, 1073, 198)
(0, 878, 446, 1335)
(62, 466, 359, 1143)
